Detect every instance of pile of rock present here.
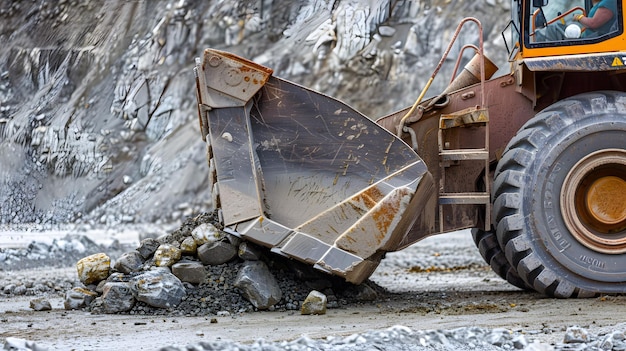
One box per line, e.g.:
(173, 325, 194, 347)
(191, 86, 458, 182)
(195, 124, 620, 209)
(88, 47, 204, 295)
(63, 212, 379, 316)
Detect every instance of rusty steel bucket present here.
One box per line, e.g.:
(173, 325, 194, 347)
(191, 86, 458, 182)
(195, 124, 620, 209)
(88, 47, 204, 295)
(194, 49, 435, 284)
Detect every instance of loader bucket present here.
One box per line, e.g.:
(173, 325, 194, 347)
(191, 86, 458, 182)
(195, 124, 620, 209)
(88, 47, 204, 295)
(194, 49, 435, 284)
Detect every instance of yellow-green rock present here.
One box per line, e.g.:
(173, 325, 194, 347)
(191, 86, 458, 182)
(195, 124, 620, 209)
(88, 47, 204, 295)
(180, 237, 197, 255)
(301, 290, 327, 315)
(154, 244, 182, 267)
(76, 253, 111, 285)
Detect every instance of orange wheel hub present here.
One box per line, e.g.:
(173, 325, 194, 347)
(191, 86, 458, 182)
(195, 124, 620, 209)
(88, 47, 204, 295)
(585, 176, 626, 226)
(561, 149, 626, 254)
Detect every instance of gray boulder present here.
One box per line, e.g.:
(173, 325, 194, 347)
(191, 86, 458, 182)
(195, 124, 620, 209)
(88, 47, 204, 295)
(114, 251, 144, 274)
(30, 298, 52, 311)
(355, 283, 378, 301)
(172, 260, 206, 284)
(238, 241, 262, 261)
(137, 238, 160, 259)
(130, 269, 186, 309)
(101, 282, 135, 313)
(197, 241, 237, 266)
(64, 287, 98, 310)
(234, 261, 282, 310)
(226, 234, 242, 247)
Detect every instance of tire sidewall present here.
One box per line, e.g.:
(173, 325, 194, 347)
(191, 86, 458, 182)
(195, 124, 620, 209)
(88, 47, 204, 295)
(524, 111, 626, 285)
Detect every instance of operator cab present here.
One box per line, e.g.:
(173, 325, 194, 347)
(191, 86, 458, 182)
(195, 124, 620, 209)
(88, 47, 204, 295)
(509, 0, 624, 58)
(530, 0, 622, 44)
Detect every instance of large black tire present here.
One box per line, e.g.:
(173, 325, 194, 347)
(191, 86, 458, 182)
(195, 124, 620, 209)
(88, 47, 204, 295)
(494, 91, 626, 298)
(471, 228, 530, 290)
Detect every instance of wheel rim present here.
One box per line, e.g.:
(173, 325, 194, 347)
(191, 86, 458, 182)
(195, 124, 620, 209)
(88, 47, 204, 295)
(586, 176, 626, 225)
(561, 149, 626, 254)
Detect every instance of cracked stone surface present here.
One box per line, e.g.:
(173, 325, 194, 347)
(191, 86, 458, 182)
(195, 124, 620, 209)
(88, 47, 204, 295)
(0, 0, 511, 227)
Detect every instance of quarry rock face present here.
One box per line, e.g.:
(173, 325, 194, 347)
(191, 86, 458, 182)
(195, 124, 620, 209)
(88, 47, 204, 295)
(0, 0, 510, 226)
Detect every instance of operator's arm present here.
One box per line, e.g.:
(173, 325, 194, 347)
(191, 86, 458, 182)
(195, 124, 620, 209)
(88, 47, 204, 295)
(575, 7, 613, 29)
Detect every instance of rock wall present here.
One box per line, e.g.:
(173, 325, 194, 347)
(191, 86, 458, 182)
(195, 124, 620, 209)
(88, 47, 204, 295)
(0, 0, 511, 226)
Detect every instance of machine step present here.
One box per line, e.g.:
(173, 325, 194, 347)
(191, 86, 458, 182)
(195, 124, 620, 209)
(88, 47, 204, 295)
(439, 192, 491, 205)
(440, 148, 489, 161)
(440, 107, 489, 129)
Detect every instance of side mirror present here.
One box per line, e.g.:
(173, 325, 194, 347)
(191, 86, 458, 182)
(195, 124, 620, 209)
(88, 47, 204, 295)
(533, 0, 548, 7)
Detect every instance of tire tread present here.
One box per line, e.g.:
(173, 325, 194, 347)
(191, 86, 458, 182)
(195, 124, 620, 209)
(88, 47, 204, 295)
(493, 91, 626, 298)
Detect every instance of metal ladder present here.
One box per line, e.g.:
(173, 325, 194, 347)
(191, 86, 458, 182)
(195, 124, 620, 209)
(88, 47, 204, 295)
(437, 106, 491, 232)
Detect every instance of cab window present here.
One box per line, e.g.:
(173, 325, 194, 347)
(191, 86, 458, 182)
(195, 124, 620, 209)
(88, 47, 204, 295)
(528, 0, 621, 46)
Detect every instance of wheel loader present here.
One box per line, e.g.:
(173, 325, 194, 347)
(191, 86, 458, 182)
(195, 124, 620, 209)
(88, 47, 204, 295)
(194, 0, 626, 298)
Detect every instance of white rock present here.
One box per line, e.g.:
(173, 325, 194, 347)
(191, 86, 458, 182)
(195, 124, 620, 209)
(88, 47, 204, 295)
(191, 223, 222, 245)
(378, 26, 396, 37)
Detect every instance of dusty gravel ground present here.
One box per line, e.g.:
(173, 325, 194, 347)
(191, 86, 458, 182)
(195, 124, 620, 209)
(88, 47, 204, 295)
(1, 228, 625, 350)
